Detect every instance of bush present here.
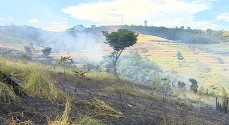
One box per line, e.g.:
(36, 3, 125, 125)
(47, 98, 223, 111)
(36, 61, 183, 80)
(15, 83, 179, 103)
(100, 51, 162, 83)
(177, 81, 185, 89)
(217, 57, 224, 64)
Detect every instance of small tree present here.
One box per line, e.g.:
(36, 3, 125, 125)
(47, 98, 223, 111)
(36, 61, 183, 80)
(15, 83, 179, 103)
(24, 46, 32, 55)
(176, 51, 184, 60)
(59, 55, 73, 78)
(189, 78, 198, 93)
(42, 47, 52, 57)
(102, 29, 138, 76)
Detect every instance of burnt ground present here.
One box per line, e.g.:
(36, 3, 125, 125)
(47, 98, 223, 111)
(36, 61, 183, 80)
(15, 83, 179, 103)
(1, 73, 229, 125)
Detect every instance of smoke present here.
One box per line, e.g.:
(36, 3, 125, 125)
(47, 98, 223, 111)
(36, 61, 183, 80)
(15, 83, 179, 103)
(37, 29, 104, 63)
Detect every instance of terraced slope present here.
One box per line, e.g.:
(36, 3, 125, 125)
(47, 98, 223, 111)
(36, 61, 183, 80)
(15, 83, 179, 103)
(132, 34, 229, 95)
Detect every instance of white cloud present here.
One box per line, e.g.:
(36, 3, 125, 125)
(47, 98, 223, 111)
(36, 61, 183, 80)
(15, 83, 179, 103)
(0, 18, 4, 21)
(61, 0, 211, 27)
(41, 18, 69, 32)
(153, 15, 228, 30)
(215, 13, 229, 22)
(29, 18, 41, 23)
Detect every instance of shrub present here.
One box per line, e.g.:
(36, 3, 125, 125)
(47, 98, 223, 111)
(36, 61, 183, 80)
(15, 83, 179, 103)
(141, 48, 148, 53)
(177, 81, 185, 89)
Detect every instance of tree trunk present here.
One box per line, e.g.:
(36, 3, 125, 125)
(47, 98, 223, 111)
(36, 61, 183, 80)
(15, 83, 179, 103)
(113, 60, 117, 76)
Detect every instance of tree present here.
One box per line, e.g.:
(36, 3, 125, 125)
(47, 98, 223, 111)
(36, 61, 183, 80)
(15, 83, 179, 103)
(42, 47, 52, 57)
(24, 46, 32, 55)
(176, 51, 184, 60)
(144, 20, 148, 27)
(59, 55, 72, 78)
(189, 78, 198, 93)
(187, 27, 191, 30)
(180, 26, 184, 29)
(102, 29, 138, 76)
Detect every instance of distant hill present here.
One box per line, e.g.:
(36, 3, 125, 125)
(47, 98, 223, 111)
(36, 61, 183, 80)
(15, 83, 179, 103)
(77, 25, 229, 44)
(1, 25, 229, 52)
(0, 26, 52, 49)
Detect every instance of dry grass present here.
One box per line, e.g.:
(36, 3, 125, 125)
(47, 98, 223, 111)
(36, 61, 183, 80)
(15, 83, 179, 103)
(133, 35, 229, 96)
(23, 70, 67, 103)
(79, 97, 123, 118)
(10, 119, 33, 125)
(0, 81, 20, 104)
(48, 100, 71, 125)
(76, 116, 105, 125)
(48, 97, 117, 125)
(106, 83, 151, 99)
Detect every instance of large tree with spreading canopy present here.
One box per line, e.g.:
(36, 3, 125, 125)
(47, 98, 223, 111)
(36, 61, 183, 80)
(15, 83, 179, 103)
(102, 29, 138, 76)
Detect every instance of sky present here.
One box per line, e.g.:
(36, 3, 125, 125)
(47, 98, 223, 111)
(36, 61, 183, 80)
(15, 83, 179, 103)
(0, 0, 229, 32)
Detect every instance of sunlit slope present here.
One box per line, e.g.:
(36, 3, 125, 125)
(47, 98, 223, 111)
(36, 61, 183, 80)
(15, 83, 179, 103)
(131, 34, 229, 94)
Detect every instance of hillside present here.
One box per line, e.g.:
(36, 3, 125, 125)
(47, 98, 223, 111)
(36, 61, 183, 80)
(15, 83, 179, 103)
(135, 34, 229, 95)
(1, 25, 229, 95)
(0, 56, 229, 124)
(1, 25, 229, 124)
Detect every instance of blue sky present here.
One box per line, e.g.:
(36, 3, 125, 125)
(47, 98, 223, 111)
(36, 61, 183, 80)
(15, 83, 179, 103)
(0, 0, 229, 31)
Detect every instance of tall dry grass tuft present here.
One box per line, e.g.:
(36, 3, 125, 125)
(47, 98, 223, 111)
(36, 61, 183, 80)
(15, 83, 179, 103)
(23, 70, 66, 103)
(48, 99, 106, 125)
(48, 99, 71, 125)
(0, 81, 20, 104)
(76, 97, 123, 118)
